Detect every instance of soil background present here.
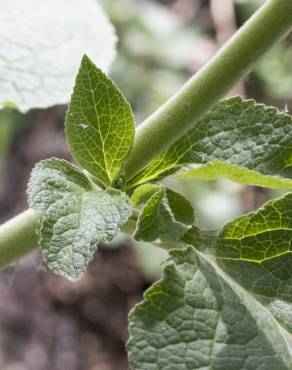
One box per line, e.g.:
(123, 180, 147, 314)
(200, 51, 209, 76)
(0, 108, 150, 370)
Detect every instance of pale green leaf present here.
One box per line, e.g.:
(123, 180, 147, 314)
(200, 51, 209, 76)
(65, 55, 135, 188)
(134, 186, 194, 243)
(27, 158, 92, 213)
(128, 97, 292, 189)
(128, 247, 292, 370)
(27, 158, 131, 281)
(176, 160, 292, 188)
(0, 0, 117, 112)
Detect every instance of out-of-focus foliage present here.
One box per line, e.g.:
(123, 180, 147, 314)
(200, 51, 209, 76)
(235, 0, 264, 16)
(236, 0, 292, 101)
(101, 0, 214, 121)
(257, 42, 292, 100)
(0, 0, 116, 112)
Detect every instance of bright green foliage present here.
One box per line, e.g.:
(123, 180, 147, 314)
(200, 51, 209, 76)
(134, 186, 194, 243)
(214, 193, 292, 333)
(176, 160, 292, 188)
(128, 97, 292, 189)
(131, 184, 161, 206)
(128, 247, 292, 370)
(27, 158, 131, 281)
(65, 55, 135, 188)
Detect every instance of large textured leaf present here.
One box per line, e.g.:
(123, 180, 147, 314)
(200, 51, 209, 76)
(27, 158, 131, 281)
(65, 55, 135, 188)
(134, 186, 194, 243)
(128, 247, 292, 370)
(128, 97, 292, 189)
(0, 0, 116, 112)
(214, 192, 292, 334)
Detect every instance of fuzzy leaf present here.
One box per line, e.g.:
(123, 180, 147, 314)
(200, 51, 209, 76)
(27, 158, 92, 213)
(134, 187, 194, 243)
(27, 158, 131, 281)
(0, 0, 116, 112)
(65, 55, 135, 188)
(128, 97, 292, 189)
(128, 247, 292, 370)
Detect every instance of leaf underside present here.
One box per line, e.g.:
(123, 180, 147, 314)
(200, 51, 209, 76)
(0, 0, 117, 112)
(27, 158, 131, 281)
(128, 247, 292, 370)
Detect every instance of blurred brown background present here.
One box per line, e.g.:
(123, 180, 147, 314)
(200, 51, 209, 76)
(0, 0, 291, 369)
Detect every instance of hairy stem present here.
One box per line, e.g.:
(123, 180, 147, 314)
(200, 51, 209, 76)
(0, 209, 40, 266)
(124, 0, 292, 179)
(1, 0, 292, 263)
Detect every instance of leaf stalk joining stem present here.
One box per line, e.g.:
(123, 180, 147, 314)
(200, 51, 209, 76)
(1, 0, 292, 263)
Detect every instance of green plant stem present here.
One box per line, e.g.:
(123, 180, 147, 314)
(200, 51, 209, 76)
(1, 0, 292, 264)
(0, 209, 40, 266)
(124, 0, 292, 180)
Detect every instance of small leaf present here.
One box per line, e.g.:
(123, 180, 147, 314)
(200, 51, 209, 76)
(65, 55, 135, 188)
(131, 183, 161, 206)
(128, 97, 292, 189)
(27, 158, 131, 281)
(134, 186, 194, 243)
(0, 0, 117, 112)
(128, 247, 292, 370)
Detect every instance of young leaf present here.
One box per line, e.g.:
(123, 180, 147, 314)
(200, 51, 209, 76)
(0, 0, 116, 112)
(134, 186, 194, 243)
(65, 55, 135, 188)
(131, 184, 161, 206)
(128, 97, 292, 189)
(128, 247, 292, 370)
(27, 158, 93, 213)
(27, 158, 131, 282)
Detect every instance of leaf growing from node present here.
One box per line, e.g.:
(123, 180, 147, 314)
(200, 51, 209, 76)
(65, 55, 135, 188)
(131, 184, 161, 206)
(128, 97, 292, 190)
(134, 186, 194, 243)
(27, 158, 131, 282)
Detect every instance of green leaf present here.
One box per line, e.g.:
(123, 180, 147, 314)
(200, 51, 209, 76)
(128, 247, 292, 370)
(128, 97, 292, 189)
(27, 158, 92, 213)
(214, 192, 292, 333)
(134, 186, 194, 243)
(131, 184, 161, 206)
(176, 160, 292, 188)
(65, 55, 135, 188)
(0, 0, 117, 112)
(27, 158, 131, 282)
